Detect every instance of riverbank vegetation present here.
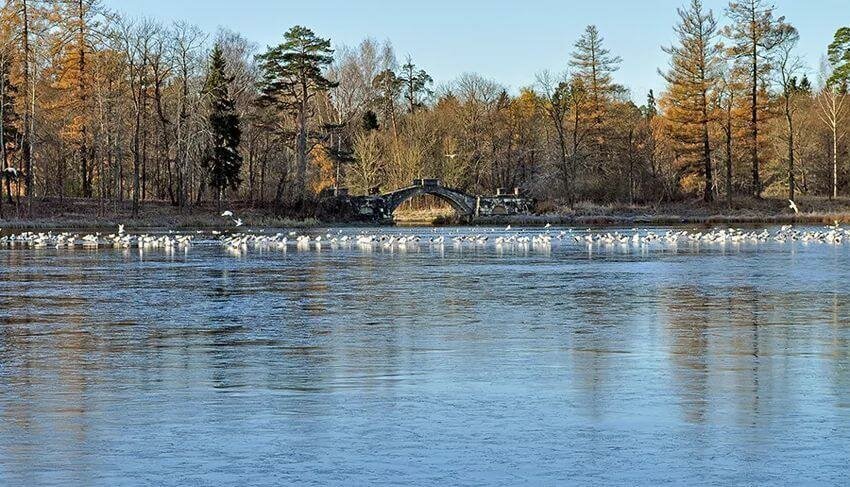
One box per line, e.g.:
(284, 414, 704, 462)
(0, 0, 848, 224)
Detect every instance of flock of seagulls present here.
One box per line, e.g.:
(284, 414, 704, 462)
(220, 230, 560, 251)
(571, 224, 849, 246)
(216, 223, 850, 253)
(3, 207, 850, 252)
(0, 226, 194, 249)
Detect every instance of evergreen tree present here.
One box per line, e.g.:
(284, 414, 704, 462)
(790, 74, 812, 95)
(660, 0, 722, 202)
(361, 110, 379, 131)
(399, 58, 433, 113)
(723, 0, 791, 198)
(570, 25, 622, 125)
(50, 0, 109, 198)
(643, 89, 658, 119)
(203, 43, 242, 209)
(569, 25, 622, 173)
(828, 27, 850, 89)
(372, 68, 402, 135)
(257, 25, 337, 201)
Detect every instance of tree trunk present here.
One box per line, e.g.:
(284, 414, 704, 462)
(296, 82, 309, 201)
(785, 99, 795, 201)
(833, 119, 839, 200)
(78, 0, 91, 198)
(750, 42, 760, 198)
(725, 106, 733, 209)
(133, 94, 142, 216)
(701, 90, 713, 203)
(21, 0, 32, 214)
(0, 54, 7, 211)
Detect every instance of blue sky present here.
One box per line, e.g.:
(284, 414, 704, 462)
(105, 0, 846, 99)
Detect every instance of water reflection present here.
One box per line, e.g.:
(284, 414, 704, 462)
(1, 227, 849, 485)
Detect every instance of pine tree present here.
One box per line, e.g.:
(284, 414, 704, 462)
(644, 90, 658, 119)
(723, 0, 791, 198)
(257, 25, 337, 202)
(827, 27, 850, 88)
(660, 0, 722, 201)
(570, 25, 622, 126)
(50, 0, 108, 198)
(361, 110, 379, 131)
(203, 44, 242, 210)
(399, 58, 433, 113)
(372, 68, 402, 136)
(569, 25, 622, 173)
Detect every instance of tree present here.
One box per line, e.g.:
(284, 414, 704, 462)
(536, 71, 572, 198)
(774, 24, 802, 200)
(348, 131, 383, 194)
(660, 0, 723, 201)
(399, 57, 433, 113)
(827, 27, 850, 87)
(373, 68, 402, 136)
(119, 18, 156, 217)
(361, 110, 379, 131)
(570, 25, 621, 127)
(50, 0, 110, 198)
(173, 22, 207, 208)
(5, 0, 35, 212)
(724, 0, 791, 197)
(569, 25, 622, 178)
(818, 60, 847, 200)
(203, 44, 242, 209)
(257, 25, 337, 202)
(715, 73, 739, 207)
(327, 38, 393, 132)
(0, 28, 20, 208)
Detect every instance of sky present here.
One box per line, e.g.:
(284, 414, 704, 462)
(104, 0, 846, 100)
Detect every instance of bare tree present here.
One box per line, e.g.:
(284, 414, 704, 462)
(536, 71, 572, 199)
(774, 24, 802, 200)
(817, 60, 848, 199)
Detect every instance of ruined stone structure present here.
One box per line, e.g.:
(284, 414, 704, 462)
(319, 179, 535, 222)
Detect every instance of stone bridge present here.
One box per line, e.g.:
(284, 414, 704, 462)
(383, 180, 478, 216)
(319, 179, 535, 222)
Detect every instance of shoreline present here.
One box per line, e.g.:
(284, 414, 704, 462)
(2, 212, 848, 231)
(3, 197, 850, 231)
(468, 212, 850, 227)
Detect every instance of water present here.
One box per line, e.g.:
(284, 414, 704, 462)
(1, 226, 849, 486)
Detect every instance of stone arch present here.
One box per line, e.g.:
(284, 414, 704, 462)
(384, 186, 476, 216)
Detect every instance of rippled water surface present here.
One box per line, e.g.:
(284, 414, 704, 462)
(2, 226, 849, 486)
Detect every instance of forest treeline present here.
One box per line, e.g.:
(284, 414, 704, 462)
(0, 0, 849, 218)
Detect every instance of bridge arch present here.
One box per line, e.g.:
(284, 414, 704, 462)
(383, 185, 477, 217)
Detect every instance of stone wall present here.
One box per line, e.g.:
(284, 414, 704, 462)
(475, 196, 536, 217)
(319, 191, 535, 222)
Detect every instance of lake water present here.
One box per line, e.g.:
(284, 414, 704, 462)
(1, 226, 849, 486)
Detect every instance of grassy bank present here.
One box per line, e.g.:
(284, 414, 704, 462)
(479, 196, 850, 227)
(0, 198, 320, 230)
(3, 196, 850, 230)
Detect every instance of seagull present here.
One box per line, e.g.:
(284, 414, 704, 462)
(233, 218, 243, 227)
(544, 223, 552, 228)
(788, 200, 799, 214)
(221, 210, 233, 218)
(445, 154, 458, 160)
(118, 224, 125, 235)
